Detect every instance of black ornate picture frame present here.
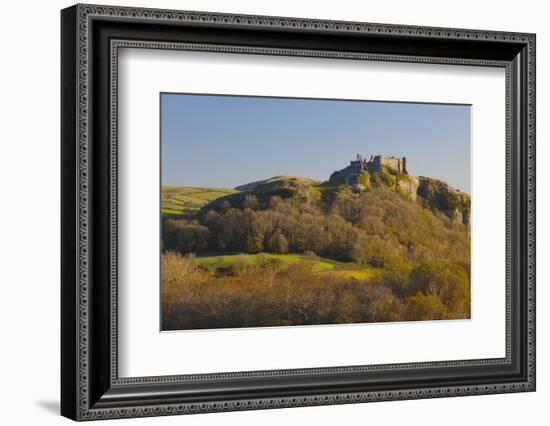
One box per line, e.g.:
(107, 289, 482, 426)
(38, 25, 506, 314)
(61, 4, 536, 421)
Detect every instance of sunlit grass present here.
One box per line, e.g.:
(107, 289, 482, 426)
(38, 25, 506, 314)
(196, 252, 378, 277)
(161, 186, 238, 216)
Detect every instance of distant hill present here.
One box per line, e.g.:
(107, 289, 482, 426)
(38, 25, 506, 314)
(235, 176, 318, 192)
(203, 176, 321, 213)
(161, 186, 238, 218)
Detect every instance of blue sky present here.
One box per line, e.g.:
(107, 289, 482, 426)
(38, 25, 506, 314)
(161, 93, 471, 192)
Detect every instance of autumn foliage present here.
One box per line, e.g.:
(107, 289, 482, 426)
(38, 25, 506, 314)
(161, 183, 470, 329)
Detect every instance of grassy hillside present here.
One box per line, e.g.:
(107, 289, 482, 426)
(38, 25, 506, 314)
(202, 176, 322, 213)
(161, 186, 237, 218)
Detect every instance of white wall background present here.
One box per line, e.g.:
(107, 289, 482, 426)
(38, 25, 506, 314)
(0, 0, 546, 424)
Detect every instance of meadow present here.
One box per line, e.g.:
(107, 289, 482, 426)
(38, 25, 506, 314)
(161, 186, 237, 218)
(196, 252, 382, 280)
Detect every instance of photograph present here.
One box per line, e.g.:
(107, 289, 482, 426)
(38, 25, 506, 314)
(160, 93, 472, 331)
(58, 3, 536, 420)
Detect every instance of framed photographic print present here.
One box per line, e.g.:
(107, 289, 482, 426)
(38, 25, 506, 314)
(159, 94, 472, 331)
(61, 4, 536, 421)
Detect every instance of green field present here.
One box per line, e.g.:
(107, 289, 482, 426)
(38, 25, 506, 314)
(161, 186, 238, 217)
(196, 252, 381, 280)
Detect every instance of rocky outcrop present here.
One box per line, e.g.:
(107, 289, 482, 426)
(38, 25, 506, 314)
(417, 177, 470, 225)
(328, 154, 469, 224)
(203, 176, 318, 215)
(397, 176, 419, 202)
(328, 163, 365, 184)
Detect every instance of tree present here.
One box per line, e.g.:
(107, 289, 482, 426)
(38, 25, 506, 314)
(404, 294, 448, 321)
(244, 234, 264, 254)
(350, 235, 369, 265)
(408, 261, 470, 317)
(268, 232, 288, 254)
(163, 220, 210, 254)
(243, 195, 259, 210)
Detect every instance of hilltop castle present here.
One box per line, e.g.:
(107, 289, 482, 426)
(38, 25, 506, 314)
(351, 154, 408, 175)
(328, 153, 417, 201)
(329, 154, 410, 185)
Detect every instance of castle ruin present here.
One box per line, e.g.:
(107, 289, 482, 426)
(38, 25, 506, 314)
(351, 154, 408, 175)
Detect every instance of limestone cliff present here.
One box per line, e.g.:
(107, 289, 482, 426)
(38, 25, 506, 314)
(203, 154, 470, 226)
(328, 154, 469, 225)
(417, 177, 470, 225)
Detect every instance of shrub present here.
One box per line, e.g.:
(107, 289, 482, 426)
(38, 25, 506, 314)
(302, 250, 319, 259)
(267, 232, 289, 254)
(162, 253, 407, 330)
